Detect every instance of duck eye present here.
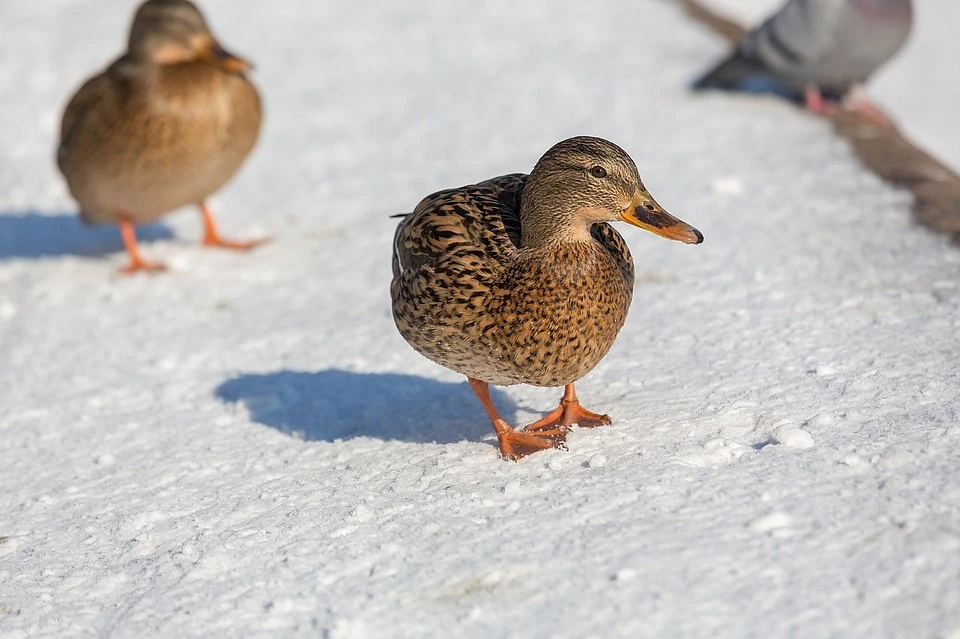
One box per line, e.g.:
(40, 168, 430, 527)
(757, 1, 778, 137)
(589, 166, 607, 178)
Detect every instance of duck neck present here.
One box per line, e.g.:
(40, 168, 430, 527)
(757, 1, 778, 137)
(519, 184, 593, 249)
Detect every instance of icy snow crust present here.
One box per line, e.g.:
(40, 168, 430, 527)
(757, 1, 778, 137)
(1, 1, 958, 637)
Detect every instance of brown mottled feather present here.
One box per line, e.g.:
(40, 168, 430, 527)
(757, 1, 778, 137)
(392, 173, 635, 387)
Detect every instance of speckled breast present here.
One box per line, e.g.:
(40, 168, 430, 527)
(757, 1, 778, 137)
(394, 241, 634, 388)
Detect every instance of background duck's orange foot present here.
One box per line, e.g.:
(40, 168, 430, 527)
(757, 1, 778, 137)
(498, 428, 567, 461)
(198, 202, 271, 251)
(120, 258, 167, 274)
(804, 86, 840, 118)
(202, 235, 271, 251)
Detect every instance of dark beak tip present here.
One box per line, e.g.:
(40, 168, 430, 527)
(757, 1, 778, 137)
(693, 228, 704, 244)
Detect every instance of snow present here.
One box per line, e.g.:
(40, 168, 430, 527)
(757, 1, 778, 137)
(747, 511, 794, 536)
(771, 424, 815, 449)
(1, 0, 959, 637)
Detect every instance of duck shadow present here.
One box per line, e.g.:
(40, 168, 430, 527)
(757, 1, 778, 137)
(0, 211, 174, 261)
(215, 369, 517, 445)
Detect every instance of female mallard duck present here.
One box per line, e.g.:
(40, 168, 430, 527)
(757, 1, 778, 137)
(57, 0, 265, 273)
(391, 136, 703, 460)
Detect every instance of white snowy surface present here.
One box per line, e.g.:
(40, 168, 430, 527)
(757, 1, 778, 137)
(2, 1, 959, 637)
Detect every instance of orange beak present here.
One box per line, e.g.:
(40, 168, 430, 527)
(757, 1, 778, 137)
(618, 188, 703, 244)
(202, 39, 253, 73)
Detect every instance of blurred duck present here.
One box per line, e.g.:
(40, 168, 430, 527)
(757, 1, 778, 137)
(57, 0, 265, 273)
(391, 137, 703, 460)
(693, 0, 913, 122)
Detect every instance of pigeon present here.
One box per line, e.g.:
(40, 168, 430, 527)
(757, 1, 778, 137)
(693, 0, 913, 120)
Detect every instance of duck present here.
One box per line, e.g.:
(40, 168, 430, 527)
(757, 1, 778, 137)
(391, 136, 703, 460)
(57, 0, 265, 273)
(693, 0, 913, 122)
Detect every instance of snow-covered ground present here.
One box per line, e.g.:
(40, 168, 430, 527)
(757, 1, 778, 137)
(1, 1, 958, 637)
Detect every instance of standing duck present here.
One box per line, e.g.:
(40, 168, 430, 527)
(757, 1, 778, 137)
(57, 0, 265, 273)
(391, 137, 703, 460)
(693, 0, 913, 121)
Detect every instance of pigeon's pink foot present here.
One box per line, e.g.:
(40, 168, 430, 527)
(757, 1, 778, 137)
(804, 86, 840, 117)
(843, 98, 895, 127)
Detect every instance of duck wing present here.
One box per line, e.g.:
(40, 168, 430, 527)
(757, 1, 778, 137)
(392, 173, 526, 283)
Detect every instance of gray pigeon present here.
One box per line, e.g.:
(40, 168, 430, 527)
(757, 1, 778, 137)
(693, 0, 913, 113)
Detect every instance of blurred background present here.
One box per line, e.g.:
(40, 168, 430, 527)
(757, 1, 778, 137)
(1, 2, 958, 637)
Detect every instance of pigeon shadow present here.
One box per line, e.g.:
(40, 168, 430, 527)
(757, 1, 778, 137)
(215, 369, 518, 445)
(0, 211, 174, 261)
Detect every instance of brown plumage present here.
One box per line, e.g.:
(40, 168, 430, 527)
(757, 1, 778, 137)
(391, 136, 703, 460)
(57, 0, 265, 273)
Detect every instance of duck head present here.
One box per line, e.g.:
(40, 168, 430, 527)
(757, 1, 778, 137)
(127, 0, 252, 73)
(520, 136, 702, 248)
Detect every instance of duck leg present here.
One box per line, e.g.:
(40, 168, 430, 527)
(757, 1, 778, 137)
(199, 202, 270, 250)
(118, 216, 166, 274)
(525, 383, 611, 431)
(467, 377, 567, 460)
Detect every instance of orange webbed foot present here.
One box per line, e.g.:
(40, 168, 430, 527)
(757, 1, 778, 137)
(119, 258, 167, 275)
(117, 217, 166, 275)
(524, 383, 612, 431)
(524, 404, 566, 432)
(201, 235, 271, 251)
(498, 428, 568, 461)
(562, 403, 611, 429)
(198, 202, 270, 251)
